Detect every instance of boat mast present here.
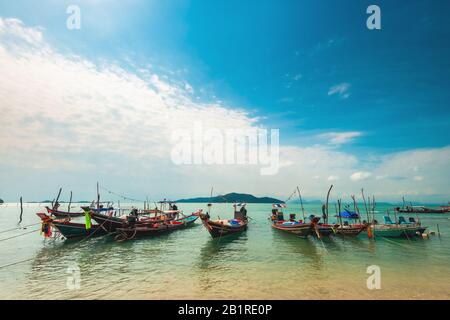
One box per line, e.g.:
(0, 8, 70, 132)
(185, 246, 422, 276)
(53, 187, 62, 211)
(207, 187, 213, 217)
(361, 188, 370, 223)
(338, 199, 343, 227)
(96, 182, 100, 210)
(325, 185, 333, 224)
(351, 195, 361, 224)
(68, 191, 72, 213)
(296, 186, 306, 221)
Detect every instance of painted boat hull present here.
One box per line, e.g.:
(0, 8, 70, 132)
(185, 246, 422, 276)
(115, 215, 198, 241)
(371, 225, 426, 237)
(46, 206, 84, 218)
(53, 221, 107, 239)
(336, 224, 368, 237)
(91, 212, 125, 232)
(314, 224, 335, 237)
(271, 222, 315, 238)
(200, 214, 248, 238)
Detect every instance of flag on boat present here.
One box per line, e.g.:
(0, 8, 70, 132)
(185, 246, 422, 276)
(235, 203, 246, 207)
(272, 203, 287, 208)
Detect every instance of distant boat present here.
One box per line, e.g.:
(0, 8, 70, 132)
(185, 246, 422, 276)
(199, 203, 249, 238)
(395, 197, 449, 214)
(395, 206, 449, 214)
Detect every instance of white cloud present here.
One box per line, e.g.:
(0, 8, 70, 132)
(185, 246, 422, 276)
(328, 82, 350, 99)
(0, 17, 449, 202)
(413, 176, 424, 181)
(350, 171, 372, 181)
(319, 131, 363, 145)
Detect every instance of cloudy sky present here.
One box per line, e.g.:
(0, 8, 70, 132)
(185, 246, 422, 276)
(0, 0, 449, 203)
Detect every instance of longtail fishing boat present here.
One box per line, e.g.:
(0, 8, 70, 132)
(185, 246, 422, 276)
(199, 203, 249, 238)
(36, 212, 107, 239)
(369, 215, 427, 238)
(89, 201, 183, 232)
(114, 214, 199, 242)
(324, 197, 368, 237)
(271, 204, 320, 238)
(395, 197, 449, 214)
(312, 185, 336, 238)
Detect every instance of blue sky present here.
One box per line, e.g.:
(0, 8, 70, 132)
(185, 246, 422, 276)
(0, 0, 449, 202)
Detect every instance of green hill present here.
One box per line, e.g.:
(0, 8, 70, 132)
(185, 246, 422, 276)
(177, 192, 283, 204)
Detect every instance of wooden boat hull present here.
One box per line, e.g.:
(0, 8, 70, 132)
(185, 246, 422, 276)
(92, 211, 199, 233)
(200, 214, 248, 238)
(115, 215, 198, 241)
(46, 206, 84, 218)
(271, 222, 315, 238)
(395, 208, 448, 214)
(91, 212, 125, 232)
(335, 224, 368, 237)
(53, 221, 107, 239)
(314, 224, 335, 237)
(371, 225, 426, 237)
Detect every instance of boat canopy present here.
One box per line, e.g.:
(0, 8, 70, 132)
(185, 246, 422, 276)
(335, 209, 359, 219)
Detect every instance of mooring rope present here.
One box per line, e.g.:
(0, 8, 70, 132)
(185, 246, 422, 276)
(0, 257, 35, 270)
(0, 222, 41, 235)
(98, 185, 146, 203)
(0, 228, 40, 242)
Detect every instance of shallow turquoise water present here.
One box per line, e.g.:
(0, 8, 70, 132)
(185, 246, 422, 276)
(0, 202, 449, 299)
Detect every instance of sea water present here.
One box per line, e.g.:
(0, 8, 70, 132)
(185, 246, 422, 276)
(0, 202, 449, 299)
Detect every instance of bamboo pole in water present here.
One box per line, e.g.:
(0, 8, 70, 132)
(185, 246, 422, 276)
(18, 196, 23, 224)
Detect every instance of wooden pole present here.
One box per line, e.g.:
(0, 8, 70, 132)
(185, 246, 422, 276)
(338, 199, 343, 227)
(325, 185, 333, 224)
(207, 187, 213, 217)
(68, 191, 72, 213)
(53, 188, 62, 210)
(351, 195, 361, 224)
(361, 189, 370, 223)
(437, 224, 441, 238)
(372, 195, 376, 225)
(18, 196, 23, 224)
(96, 182, 100, 210)
(296, 186, 306, 221)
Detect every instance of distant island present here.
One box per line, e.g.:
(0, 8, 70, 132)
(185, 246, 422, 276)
(176, 192, 284, 204)
(0, 198, 4, 204)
